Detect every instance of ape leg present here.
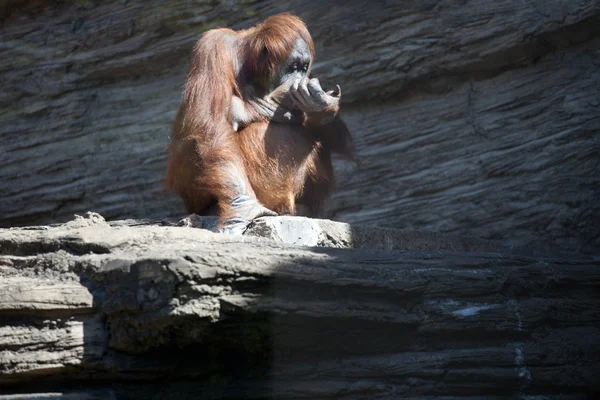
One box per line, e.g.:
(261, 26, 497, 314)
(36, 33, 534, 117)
(182, 191, 215, 215)
(198, 134, 277, 234)
(284, 193, 297, 216)
(166, 128, 217, 216)
(272, 193, 297, 216)
(296, 150, 334, 217)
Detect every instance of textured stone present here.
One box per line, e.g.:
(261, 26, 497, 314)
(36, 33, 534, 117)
(0, 213, 598, 398)
(0, 1, 599, 254)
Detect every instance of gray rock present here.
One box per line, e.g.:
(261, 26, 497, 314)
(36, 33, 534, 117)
(0, 1, 599, 254)
(1, 212, 598, 398)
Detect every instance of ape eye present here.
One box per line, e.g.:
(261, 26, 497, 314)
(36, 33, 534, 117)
(302, 63, 309, 72)
(290, 62, 299, 72)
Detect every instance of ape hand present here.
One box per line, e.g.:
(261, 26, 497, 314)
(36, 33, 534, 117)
(219, 195, 277, 235)
(291, 78, 341, 115)
(252, 97, 305, 125)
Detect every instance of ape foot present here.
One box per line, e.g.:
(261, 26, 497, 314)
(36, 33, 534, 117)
(218, 195, 277, 235)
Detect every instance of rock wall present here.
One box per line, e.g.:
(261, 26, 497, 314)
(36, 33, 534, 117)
(1, 0, 599, 253)
(1, 213, 599, 398)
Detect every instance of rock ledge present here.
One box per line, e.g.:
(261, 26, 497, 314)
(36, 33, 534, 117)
(0, 212, 598, 399)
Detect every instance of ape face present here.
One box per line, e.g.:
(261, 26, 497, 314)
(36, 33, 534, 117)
(277, 38, 312, 87)
(269, 38, 312, 109)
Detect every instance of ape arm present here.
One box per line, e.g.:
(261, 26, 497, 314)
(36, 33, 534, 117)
(291, 78, 340, 121)
(231, 94, 304, 131)
(231, 79, 305, 131)
(290, 78, 356, 160)
(168, 29, 276, 232)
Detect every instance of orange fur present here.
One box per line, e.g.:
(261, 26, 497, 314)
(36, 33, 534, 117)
(243, 14, 315, 88)
(165, 13, 354, 225)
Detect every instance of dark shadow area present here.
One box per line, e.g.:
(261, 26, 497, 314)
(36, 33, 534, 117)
(2, 224, 599, 398)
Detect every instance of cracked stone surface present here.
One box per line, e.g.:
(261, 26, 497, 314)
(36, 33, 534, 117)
(1, 1, 599, 254)
(1, 212, 599, 399)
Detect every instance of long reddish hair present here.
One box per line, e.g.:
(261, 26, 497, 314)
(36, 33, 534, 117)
(243, 13, 315, 88)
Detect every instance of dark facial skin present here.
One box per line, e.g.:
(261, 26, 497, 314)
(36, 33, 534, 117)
(272, 38, 339, 116)
(266, 38, 312, 110)
(274, 38, 312, 89)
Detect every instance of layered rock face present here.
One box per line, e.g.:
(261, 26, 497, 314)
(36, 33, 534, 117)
(1, 3, 599, 396)
(1, 1, 599, 253)
(1, 213, 599, 399)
